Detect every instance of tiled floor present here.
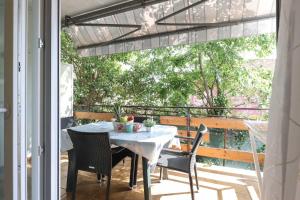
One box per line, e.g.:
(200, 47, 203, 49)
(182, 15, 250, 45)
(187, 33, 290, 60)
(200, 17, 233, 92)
(60, 155, 260, 200)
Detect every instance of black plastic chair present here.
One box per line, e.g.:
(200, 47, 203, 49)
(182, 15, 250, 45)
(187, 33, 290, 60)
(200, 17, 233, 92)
(67, 129, 132, 200)
(61, 116, 76, 129)
(157, 124, 208, 200)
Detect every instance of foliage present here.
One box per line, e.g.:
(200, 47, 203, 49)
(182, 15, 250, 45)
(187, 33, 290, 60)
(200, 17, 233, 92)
(143, 119, 156, 127)
(185, 35, 275, 115)
(112, 103, 122, 122)
(61, 31, 275, 117)
(61, 32, 132, 106)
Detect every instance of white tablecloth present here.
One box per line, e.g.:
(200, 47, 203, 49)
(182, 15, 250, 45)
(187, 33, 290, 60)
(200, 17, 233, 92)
(61, 122, 179, 164)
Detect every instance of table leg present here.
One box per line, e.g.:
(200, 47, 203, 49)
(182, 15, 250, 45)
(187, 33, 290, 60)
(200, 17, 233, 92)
(142, 157, 152, 200)
(249, 131, 263, 197)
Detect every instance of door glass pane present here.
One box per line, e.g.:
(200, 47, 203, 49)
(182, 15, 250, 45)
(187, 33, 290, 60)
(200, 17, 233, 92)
(0, 0, 5, 198)
(26, 0, 40, 199)
(26, 1, 33, 198)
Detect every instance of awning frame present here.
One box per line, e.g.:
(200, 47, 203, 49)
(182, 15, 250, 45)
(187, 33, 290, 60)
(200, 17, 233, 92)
(63, 0, 170, 27)
(62, 0, 277, 56)
(75, 23, 142, 42)
(77, 14, 275, 50)
(155, 0, 208, 26)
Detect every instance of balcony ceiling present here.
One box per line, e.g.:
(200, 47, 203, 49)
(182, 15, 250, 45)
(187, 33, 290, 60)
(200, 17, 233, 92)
(62, 0, 276, 57)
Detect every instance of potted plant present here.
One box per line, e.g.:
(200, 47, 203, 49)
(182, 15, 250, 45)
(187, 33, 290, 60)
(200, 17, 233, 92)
(143, 118, 156, 132)
(112, 103, 122, 122)
(112, 104, 136, 132)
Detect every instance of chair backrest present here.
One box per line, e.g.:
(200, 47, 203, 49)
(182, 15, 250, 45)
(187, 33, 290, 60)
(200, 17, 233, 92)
(191, 124, 208, 155)
(67, 129, 112, 175)
(61, 117, 76, 129)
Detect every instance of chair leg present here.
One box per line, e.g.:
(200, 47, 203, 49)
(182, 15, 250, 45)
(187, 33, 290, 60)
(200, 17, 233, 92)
(133, 155, 139, 186)
(72, 169, 78, 200)
(188, 172, 195, 200)
(159, 167, 163, 181)
(97, 173, 101, 183)
(194, 164, 199, 191)
(105, 175, 111, 200)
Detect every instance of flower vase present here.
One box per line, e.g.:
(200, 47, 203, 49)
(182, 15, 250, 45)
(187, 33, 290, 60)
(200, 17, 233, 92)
(126, 123, 134, 133)
(146, 127, 152, 132)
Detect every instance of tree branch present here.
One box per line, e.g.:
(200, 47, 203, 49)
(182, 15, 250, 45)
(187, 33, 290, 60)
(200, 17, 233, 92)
(198, 52, 213, 107)
(207, 52, 221, 96)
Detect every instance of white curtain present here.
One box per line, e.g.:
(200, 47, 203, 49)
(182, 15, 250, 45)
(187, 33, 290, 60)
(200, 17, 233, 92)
(262, 0, 300, 200)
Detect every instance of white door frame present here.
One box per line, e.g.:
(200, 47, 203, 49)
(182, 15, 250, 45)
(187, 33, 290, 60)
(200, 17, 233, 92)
(43, 0, 60, 199)
(3, 0, 60, 199)
(17, 0, 27, 198)
(29, 0, 60, 199)
(4, 0, 19, 199)
(30, 0, 45, 199)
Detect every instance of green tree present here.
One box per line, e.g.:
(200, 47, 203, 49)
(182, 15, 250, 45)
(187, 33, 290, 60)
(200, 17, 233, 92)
(185, 34, 275, 115)
(61, 31, 275, 117)
(61, 32, 131, 106)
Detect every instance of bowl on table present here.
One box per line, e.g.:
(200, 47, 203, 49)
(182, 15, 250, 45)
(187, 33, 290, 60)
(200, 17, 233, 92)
(113, 122, 126, 132)
(113, 122, 142, 133)
(133, 123, 142, 132)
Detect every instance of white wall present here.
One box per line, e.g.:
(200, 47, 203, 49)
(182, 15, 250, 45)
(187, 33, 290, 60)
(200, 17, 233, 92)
(60, 63, 73, 118)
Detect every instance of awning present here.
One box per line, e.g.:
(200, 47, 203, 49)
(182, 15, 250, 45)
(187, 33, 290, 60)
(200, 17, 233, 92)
(62, 0, 276, 57)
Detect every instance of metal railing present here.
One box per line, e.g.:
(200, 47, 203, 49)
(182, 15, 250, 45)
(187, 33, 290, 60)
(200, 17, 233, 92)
(73, 104, 269, 168)
(74, 104, 269, 119)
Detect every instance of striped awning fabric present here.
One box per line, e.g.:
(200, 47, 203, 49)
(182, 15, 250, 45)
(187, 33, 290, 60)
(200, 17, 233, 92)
(63, 0, 276, 56)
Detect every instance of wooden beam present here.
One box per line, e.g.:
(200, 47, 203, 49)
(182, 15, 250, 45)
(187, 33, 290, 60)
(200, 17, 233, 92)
(160, 116, 187, 126)
(74, 111, 114, 121)
(191, 117, 248, 130)
(160, 116, 248, 130)
(181, 145, 265, 164)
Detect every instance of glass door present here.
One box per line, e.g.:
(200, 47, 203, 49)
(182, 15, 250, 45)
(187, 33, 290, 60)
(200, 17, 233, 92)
(1, 0, 20, 199)
(26, 0, 44, 199)
(1, 0, 59, 199)
(25, 0, 60, 199)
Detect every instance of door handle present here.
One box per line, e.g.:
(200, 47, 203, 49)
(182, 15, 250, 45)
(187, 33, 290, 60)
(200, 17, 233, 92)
(0, 105, 10, 119)
(0, 108, 7, 113)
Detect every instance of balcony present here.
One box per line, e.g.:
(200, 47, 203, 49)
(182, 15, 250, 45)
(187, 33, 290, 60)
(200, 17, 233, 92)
(60, 105, 266, 200)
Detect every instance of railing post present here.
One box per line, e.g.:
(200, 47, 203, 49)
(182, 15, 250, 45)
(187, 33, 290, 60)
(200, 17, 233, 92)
(144, 107, 148, 118)
(223, 129, 228, 166)
(186, 107, 191, 151)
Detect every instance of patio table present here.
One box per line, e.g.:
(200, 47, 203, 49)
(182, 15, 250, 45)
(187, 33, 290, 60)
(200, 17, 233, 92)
(61, 122, 178, 200)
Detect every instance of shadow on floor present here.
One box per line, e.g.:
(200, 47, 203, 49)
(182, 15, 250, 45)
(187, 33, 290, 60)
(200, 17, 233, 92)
(60, 156, 259, 200)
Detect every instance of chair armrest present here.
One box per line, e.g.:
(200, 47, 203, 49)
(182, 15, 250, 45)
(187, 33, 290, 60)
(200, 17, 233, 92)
(175, 135, 194, 140)
(161, 148, 192, 156)
(111, 146, 126, 154)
